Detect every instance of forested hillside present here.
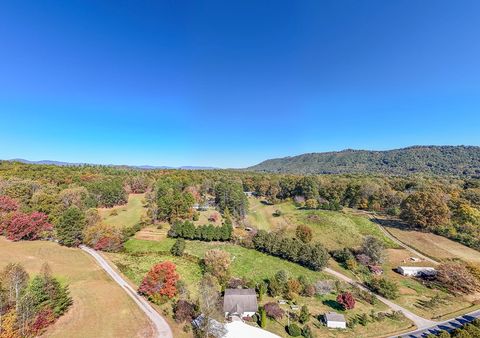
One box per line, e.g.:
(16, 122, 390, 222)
(248, 146, 480, 176)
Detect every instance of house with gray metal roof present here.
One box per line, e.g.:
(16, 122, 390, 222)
(223, 289, 258, 319)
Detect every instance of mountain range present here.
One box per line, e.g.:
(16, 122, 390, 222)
(247, 145, 480, 176)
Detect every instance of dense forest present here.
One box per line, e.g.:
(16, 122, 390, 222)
(248, 146, 480, 176)
(0, 160, 479, 254)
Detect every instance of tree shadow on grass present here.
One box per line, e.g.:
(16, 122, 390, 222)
(322, 299, 344, 311)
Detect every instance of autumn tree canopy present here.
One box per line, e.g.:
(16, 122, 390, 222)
(138, 261, 180, 303)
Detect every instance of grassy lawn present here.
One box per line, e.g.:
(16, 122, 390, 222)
(98, 193, 146, 228)
(194, 209, 223, 226)
(259, 292, 411, 338)
(382, 248, 477, 320)
(0, 237, 153, 338)
(123, 238, 331, 283)
(385, 226, 480, 264)
(247, 198, 397, 251)
(105, 251, 203, 299)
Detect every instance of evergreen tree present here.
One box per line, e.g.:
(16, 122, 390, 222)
(56, 206, 86, 247)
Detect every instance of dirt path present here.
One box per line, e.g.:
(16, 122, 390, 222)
(80, 246, 173, 338)
(370, 216, 439, 265)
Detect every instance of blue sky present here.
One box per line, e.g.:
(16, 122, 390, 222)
(1, 0, 479, 168)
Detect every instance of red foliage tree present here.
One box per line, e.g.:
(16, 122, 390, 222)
(30, 307, 56, 335)
(4, 212, 52, 241)
(337, 291, 356, 310)
(264, 302, 285, 320)
(0, 195, 19, 213)
(138, 261, 179, 302)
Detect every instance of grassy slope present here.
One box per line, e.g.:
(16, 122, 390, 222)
(386, 227, 480, 264)
(122, 238, 330, 283)
(247, 198, 397, 250)
(98, 193, 146, 228)
(0, 237, 152, 338)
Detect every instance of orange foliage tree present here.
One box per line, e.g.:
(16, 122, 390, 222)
(138, 261, 179, 303)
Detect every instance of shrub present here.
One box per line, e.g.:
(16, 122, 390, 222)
(173, 300, 196, 323)
(171, 238, 186, 256)
(296, 225, 313, 243)
(287, 323, 302, 337)
(264, 302, 285, 320)
(0, 195, 19, 213)
(259, 308, 267, 328)
(366, 278, 399, 299)
(337, 291, 355, 310)
(299, 305, 310, 324)
(272, 209, 282, 217)
(83, 223, 124, 252)
(301, 325, 315, 338)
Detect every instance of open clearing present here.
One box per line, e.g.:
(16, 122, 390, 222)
(385, 227, 480, 264)
(98, 193, 146, 228)
(247, 198, 397, 250)
(0, 237, 153, 338)
(120, 238, 331, 283)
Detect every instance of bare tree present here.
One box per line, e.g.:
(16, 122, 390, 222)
(198, 274, 225, 338)
(0, 263, 29, 311)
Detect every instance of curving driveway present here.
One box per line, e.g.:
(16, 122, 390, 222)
(324, 268, 437, 329)
(80, 246, 173, 338)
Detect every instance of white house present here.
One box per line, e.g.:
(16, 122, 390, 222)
(225, 321, 281, 338)
(223, 289, 258, 319)
(397, 266, 436, 277)
(324, 312, 347, 329)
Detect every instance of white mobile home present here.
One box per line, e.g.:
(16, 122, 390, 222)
(397, 266, 436, 277)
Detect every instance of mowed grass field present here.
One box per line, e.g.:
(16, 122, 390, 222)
(247, 198, 397, 250)
(386, 227, 480, 264)
(98, 194, 146, 228)
(0, 237, 153, 338)
(120, 238, 331, 283)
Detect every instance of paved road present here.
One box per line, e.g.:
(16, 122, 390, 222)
(324, 268, 437, 329)
(394, 310, 480, 337)
(80, 246, 173, 338)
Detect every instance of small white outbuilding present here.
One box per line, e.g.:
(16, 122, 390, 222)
(324, 312, 347, 329)
(397, 266, 436, 277)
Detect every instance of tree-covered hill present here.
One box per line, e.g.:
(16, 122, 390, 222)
(247, 146, 480, 176)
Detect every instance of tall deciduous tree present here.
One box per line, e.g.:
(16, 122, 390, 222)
(204, 249, 231, 284)
(138, 261, 179, 303)
(3, 212, 52, 241)
(400, 191, 450, 229)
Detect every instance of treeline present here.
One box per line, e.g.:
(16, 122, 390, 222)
(0, 263, 72, 337)
(252, 230, 330, 271)
(168, 220, 233, 241)
(247, 146, 480, 176)
(2, 161, 480, 252)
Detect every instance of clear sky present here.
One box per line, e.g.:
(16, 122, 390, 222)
(1, 1, 479, 168)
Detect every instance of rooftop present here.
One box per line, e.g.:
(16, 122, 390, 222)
(325, 312, 346, 322)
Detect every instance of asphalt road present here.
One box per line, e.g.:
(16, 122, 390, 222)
(395, 310, 480, 337)
(80, 245, 173, 338)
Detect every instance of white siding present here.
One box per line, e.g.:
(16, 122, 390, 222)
(327, 320, 346, 329)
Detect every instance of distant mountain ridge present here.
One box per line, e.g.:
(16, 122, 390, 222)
(5, 159, 217, 170)
(247, 146, 480, 176)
